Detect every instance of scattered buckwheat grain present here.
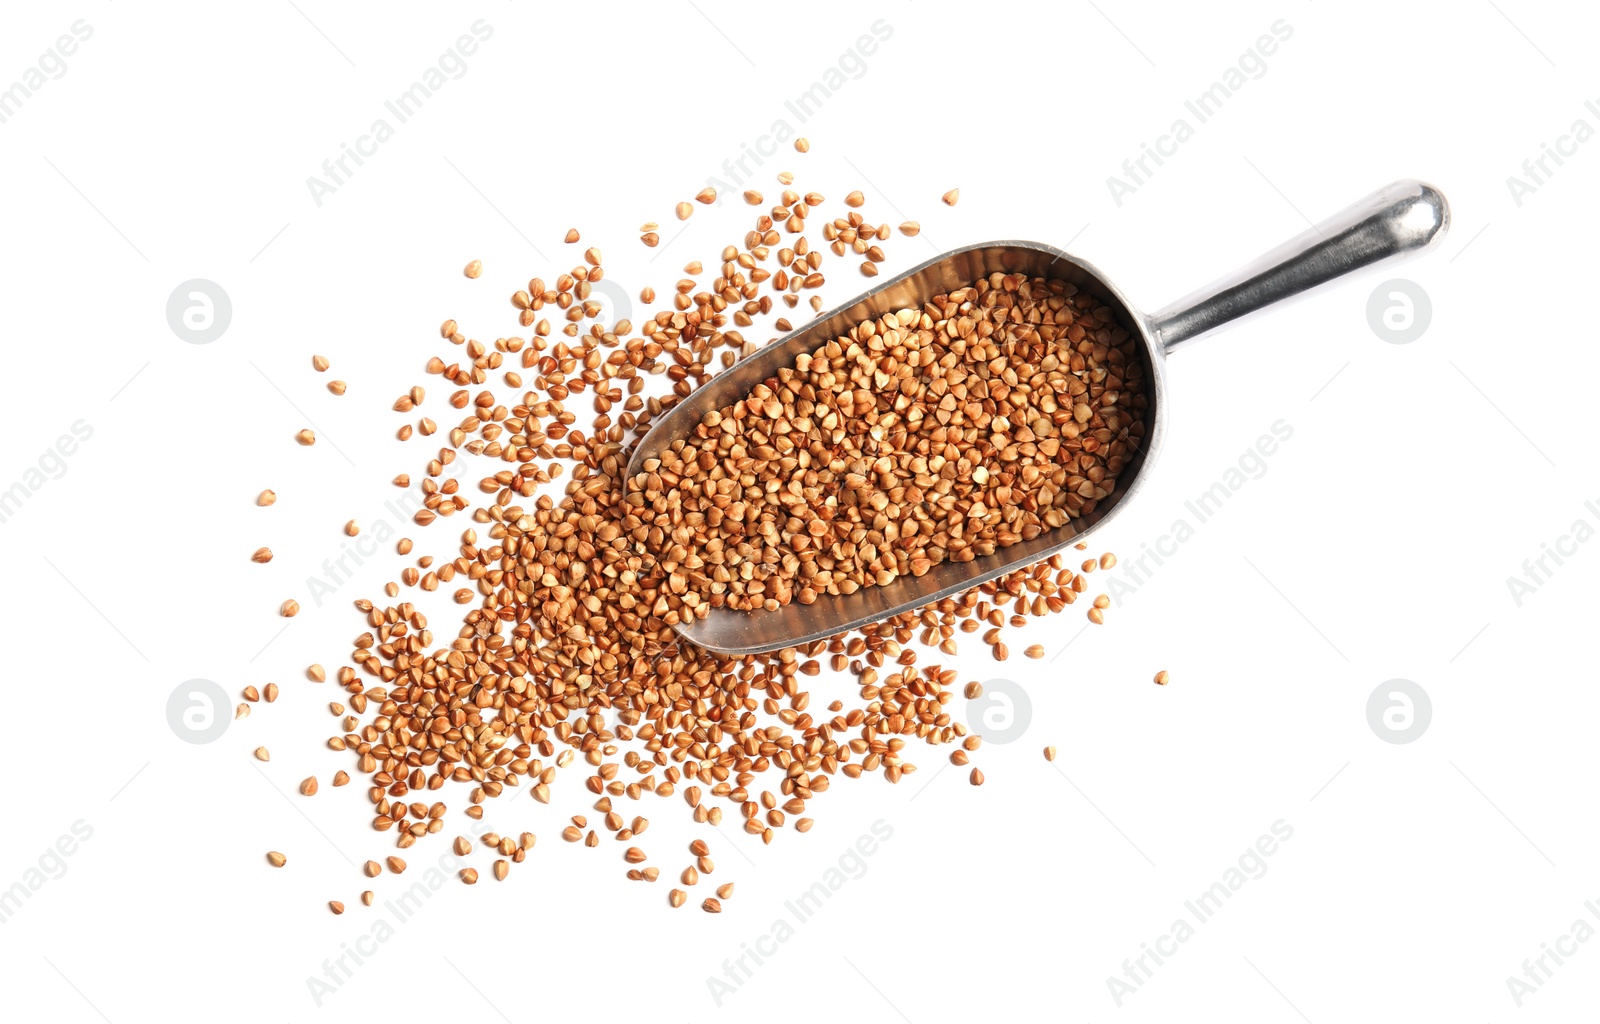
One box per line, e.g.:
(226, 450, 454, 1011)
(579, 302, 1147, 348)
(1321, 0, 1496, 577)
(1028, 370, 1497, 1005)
(261, 163, 1147, 917)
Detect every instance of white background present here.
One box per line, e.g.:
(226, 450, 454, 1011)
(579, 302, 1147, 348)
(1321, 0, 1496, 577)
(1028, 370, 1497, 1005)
(0, 1, 1593, 1020)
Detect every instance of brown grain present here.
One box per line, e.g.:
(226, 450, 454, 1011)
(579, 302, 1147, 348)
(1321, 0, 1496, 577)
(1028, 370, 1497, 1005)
(263, 170, 1150, 916)
(643, 273, 1147, 612)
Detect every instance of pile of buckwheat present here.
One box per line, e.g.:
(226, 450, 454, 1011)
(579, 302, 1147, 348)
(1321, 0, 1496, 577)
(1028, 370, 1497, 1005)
(256, 139, 1145, 912)
(637, 277, 1145, 610)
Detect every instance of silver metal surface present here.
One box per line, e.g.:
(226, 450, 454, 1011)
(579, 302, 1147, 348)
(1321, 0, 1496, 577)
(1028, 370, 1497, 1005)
(1151, 179, 1450, 352)
(628, 180, 1449, 655)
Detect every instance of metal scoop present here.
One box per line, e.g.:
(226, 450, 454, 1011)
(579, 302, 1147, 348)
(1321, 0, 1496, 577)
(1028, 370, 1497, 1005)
(628, 179, 1449, 655)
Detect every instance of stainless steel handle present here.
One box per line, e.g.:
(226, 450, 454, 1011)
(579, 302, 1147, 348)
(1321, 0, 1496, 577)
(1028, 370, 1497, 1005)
(1149, 179, 1450, 354)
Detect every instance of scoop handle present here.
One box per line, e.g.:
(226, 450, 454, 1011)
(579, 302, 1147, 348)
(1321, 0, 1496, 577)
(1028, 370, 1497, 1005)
(1149, 179, 1449, 354)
